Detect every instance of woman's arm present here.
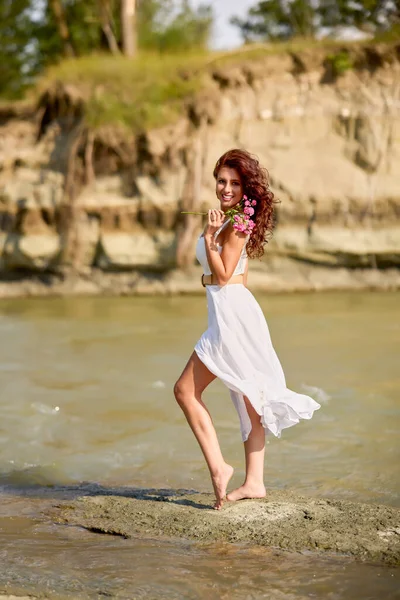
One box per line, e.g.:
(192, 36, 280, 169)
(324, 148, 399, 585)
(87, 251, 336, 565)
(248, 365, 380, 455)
(204, 209, 247, 285)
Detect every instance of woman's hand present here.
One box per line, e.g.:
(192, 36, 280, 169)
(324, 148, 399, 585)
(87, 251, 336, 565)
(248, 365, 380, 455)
(204, 209, 225, 236)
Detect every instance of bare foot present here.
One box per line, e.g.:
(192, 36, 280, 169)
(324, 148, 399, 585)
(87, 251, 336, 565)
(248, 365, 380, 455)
(226, 482, 266, 502)
(211, 463, 234, 510)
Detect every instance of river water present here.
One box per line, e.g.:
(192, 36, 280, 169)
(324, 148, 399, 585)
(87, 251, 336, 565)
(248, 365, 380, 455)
(0, 291, 399, 598)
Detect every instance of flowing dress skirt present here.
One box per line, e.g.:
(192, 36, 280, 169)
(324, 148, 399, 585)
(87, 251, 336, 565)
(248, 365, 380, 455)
(194, 284, 320, 441)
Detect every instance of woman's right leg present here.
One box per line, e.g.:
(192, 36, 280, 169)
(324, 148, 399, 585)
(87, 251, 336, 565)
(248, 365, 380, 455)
(227, 396, 266, 502)
(174, 351, 233, 509)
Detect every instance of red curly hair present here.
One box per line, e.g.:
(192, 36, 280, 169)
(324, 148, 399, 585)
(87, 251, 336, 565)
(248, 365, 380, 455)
(213, 148, 278, 259)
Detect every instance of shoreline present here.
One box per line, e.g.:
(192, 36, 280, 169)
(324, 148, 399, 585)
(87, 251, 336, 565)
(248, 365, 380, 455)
(0, 262, 399, 299)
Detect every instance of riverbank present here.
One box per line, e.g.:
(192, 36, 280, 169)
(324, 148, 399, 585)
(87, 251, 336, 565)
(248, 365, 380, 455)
(50, 488, 400, 566)
(0, 596, 42, 599)
(1, 42, 399, 294)
(0, 597, 42, 600)
(1, 259, 400, 298)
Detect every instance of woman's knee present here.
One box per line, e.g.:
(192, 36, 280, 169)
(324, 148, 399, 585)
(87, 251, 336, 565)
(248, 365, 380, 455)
(173, 379, 188, 408)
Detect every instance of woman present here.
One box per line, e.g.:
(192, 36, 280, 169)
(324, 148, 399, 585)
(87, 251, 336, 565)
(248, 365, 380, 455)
(174, 149, 320, 510)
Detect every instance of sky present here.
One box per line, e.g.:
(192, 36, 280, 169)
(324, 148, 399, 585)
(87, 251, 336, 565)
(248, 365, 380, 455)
(192, 0, 256, 50)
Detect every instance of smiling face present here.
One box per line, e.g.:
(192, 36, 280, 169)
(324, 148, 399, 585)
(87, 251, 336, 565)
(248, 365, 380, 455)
(215, 167, 243, 212)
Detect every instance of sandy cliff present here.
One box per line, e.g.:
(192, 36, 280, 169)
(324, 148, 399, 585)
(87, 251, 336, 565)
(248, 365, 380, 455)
(0, 43, 399, 296)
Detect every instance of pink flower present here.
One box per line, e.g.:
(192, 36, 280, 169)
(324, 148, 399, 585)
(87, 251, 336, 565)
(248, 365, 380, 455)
(233, 216, 254, 234)
(227, 196, 256, 236)
(244, 206, 254, 216)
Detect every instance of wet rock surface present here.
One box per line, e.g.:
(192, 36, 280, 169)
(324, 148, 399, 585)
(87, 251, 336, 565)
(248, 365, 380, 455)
(52, 488, 400, 566)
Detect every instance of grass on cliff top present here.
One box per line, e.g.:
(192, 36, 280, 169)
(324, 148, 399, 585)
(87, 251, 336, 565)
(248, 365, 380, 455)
(207, 36, 356, 64)
(38, 52, 208, 131)
(37, 38, 394, 132)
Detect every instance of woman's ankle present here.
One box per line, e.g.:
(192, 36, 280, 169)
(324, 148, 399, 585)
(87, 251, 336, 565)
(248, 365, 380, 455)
(243, 477, 265, 489)
(210, 461, 232, 478)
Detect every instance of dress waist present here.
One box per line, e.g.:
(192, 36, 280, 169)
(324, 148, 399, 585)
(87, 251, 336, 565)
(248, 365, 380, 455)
(201, 274, 244, 287)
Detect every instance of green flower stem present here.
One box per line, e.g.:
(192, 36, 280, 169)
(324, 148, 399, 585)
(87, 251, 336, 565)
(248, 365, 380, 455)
(181, 211, 207, 215)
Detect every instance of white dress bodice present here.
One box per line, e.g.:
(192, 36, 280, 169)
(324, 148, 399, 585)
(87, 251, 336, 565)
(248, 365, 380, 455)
(195, 220, 248, 276)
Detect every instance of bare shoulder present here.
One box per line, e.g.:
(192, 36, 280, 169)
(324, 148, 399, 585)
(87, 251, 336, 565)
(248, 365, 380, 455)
(220, 222, 247, 247)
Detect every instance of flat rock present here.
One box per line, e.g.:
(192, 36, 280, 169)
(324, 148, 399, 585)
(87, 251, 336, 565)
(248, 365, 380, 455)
(51, 488, 400, 566)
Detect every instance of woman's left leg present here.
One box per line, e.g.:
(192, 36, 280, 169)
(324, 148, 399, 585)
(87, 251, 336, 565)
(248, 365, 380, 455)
(227, 396, 267, 501)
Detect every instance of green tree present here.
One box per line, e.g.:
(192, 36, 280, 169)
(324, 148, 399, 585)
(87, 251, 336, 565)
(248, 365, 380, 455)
(0, 0, 38, 96)
(0, 0, 213, 99)
(232, 0, 400, 42)
(319, 0, 399, 30)
(48, 0, 75, 56)
(138, 0, 212, 52)
(36, 0, 106, 61)
(231, 0, 316, 42)
(97, 0, 120, 54)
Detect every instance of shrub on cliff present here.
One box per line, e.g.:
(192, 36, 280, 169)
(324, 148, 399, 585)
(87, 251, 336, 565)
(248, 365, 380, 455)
(37, 52, 206, 131)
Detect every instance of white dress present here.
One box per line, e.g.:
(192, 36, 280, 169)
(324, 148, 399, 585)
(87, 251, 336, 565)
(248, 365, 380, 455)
(194, 220, 321, 442)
